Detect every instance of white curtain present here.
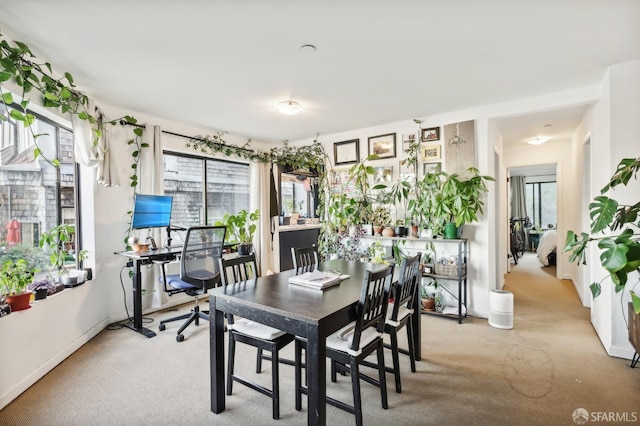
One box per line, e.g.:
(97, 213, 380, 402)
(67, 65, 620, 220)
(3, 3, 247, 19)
(71, 100, 102, 168)
(134, 125, 167, 309)
(250, 160, 275, 274)
(510, 176, 527, 219)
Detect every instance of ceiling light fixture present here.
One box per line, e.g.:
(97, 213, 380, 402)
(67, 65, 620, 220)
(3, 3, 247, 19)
(277, 100, 302, 115)
(526, 136, 550, 145)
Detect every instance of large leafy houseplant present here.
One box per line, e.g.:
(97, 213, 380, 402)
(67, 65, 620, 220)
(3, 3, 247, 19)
(416, 167, 494, 237)
(563, 156, 640, 313)
(0, 258, 34, 296)
(216, 209, 260, 255)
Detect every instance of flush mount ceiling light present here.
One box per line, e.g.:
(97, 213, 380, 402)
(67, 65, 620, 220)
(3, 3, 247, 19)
(526, 136, 550, 145)
(277, 100, 302, 115)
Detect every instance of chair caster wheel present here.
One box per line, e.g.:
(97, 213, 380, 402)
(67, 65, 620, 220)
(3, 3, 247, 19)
(159, 324, 166, 331)
(177, 334, 185, 342)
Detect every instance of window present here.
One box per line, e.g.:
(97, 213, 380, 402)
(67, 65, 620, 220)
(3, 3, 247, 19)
(162, 152, 250, 226)
(526, 181, 557, 228)
(0, 104, 80, 275)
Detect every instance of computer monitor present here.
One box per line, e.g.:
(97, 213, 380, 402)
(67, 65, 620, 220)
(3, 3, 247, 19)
(130, 194, 173, 230)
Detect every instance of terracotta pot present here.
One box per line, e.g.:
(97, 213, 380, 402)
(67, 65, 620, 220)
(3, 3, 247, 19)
(5, 291, 32, 311)
(373, 225, 383, 236)
(381, 226, 395, 237)
(421, 298, 435, 311)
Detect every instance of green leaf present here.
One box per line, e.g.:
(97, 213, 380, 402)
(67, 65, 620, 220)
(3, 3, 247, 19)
(64, 72, 74, 84)
(597, 237, 629, 272)
(133, 128, 143, 137)
(589, 282, 601, 299)
(0, 70, 12, 82)
(33, 148, 41, 158)
(1, 92, 13, 103)
(52, 158, 60, 167)
(589, 196, 618, 233)
(631, 291, 640, 315)
(60, 87, 71, 99)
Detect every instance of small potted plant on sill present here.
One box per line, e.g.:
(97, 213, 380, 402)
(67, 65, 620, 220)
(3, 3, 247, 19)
(28, 277, 57, 300)
(39, 224, 89, 284)
(0, 258, 35, 312)
(216, 209, 260, 256)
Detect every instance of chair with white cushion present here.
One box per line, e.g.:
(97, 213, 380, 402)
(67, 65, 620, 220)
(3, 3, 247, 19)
(294, 266, 393, 426)
(219, 254, 294, 420)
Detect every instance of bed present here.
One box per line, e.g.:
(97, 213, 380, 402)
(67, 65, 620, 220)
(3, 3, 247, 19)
(536, 230, 557, 266)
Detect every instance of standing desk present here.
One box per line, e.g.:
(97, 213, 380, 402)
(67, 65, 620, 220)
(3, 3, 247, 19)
(116, 246, 183, 338)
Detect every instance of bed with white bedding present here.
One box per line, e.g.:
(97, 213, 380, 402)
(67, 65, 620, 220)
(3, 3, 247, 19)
(536, 230, 557, 266)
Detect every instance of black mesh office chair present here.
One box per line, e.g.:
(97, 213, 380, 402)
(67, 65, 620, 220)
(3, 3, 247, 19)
(219, 254, 295, 420)
(363, 253, 422, 393)
(292, 245, 318, 274)
(158, 225, 225, 342)
(294, 266, 393, 426)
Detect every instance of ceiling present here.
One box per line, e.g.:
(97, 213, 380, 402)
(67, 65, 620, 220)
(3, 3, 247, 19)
(0, 1, 638, 145)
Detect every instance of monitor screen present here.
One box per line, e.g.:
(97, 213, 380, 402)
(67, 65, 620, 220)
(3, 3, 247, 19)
(131, 194, 173, 230)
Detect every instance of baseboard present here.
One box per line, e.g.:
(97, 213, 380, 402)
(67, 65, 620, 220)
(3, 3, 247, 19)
(0, 318, 109, 410)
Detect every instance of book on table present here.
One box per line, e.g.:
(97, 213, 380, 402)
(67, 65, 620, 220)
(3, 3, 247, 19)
(288, 269, 343, 290)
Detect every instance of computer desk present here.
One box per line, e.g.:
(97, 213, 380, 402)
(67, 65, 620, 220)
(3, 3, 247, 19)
(116, 245, 183, 338)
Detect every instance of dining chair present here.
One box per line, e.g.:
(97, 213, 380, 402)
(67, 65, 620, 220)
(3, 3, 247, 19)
(294, 266, 393, 426)
(372, 253, 422, 393)
(219, 254, 295, 420)
(157, 225, 225, 342)
(291, 244, 318, 274)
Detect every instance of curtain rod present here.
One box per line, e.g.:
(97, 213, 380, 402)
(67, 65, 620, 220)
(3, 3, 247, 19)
(118, 120, 254, 155)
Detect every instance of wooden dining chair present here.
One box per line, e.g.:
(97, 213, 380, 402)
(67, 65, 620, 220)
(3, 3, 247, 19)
(219, 254, 295, 420)
(377, 253, 422, 393)
(294, 266, 393, 426)
(291, 245, 318, 274)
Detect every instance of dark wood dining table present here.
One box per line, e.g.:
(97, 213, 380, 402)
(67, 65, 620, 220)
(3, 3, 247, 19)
(208, 259, 422, 425)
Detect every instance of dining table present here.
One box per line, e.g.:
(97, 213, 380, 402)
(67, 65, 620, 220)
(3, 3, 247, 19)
(208, 258, 421, 425)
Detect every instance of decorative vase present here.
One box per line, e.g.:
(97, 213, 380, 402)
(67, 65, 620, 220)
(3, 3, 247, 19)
(382, 226, 395, 237)
(394, 226, 407, 237)
(410, 225, 419, 238)
(5, 291, 32, 311)
(238, 243, 253, 256)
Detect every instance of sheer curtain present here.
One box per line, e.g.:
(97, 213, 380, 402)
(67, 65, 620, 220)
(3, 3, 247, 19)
(510, 176, 527, 219)
(250, 160, 275, 273)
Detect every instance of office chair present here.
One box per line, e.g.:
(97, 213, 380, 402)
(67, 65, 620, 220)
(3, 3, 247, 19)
(219, 254, 295, 420)
(291, 244, 318, 274)
(363, 253, 422, 393)
(157, 225, 225, 342)
(294, 266, 393, 426)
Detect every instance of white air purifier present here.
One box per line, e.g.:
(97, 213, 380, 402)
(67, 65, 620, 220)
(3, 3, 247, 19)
(489, 289, 514, 329)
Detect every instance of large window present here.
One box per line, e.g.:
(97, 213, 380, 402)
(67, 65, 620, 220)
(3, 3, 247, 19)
(163, 152, 250, 226)
(0, 104, 80, 275)
(526, 181, 557, 228)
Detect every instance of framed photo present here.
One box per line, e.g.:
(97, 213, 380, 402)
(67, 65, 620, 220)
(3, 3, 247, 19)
(368, 133, 396, 159)
(422, 144, 441, 161)
(334, 139, 359, 165)
(402, 133, 416, 153)
(423, 162, 442, 175)
(421, 127, 440, 142)
(399, 160, 416, 183)
(373, 166, 393, 183)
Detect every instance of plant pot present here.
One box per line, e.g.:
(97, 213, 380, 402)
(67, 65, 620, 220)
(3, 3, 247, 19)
(373, 225, 383, 236)
(444, 222, 458, 239)
(34, 288, 48, 300)
(382, 226, 395, 237)
(421, 298, 435, 311)
(409, 225, 419, 238)
(362, 224, 373, 236)
(5, 291, 32, 311)
(238, 243, 253, 256)
(394, 226, 407, 237)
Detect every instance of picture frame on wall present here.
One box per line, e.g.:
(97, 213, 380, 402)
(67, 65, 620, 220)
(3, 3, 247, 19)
(421, 127, 440, 142)
(422, 144, 441, 161)
(368, 133, 396, 159)
(399, 160, 416, 183)
(402, 133, 416, 153)
(334, 139, 359, 165)
(373, 166, 393, 183)
(423, 162, 442, 175)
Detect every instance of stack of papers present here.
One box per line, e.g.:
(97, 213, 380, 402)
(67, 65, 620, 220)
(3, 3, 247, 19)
(288, 270, 344, 290)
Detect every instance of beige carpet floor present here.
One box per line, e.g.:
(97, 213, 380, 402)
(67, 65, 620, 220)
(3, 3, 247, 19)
(1, 252, 638, 425)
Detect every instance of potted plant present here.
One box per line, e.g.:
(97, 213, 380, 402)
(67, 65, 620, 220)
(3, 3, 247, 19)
(417, 167, 494, 239)
(420, 283, 435, 311)
(0, 259, 35, 312)
(563, 156, 640, 314)
(39, 224, 89, 282)
(216, 209, 260, 256)
(371, 206, 391, 236)
(28, 277, 56, 300)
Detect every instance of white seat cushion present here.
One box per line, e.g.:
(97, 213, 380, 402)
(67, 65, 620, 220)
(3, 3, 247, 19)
(385, 303, 414, 327)
(228, 318, 287, 340)
(326, 321, 382, 356)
